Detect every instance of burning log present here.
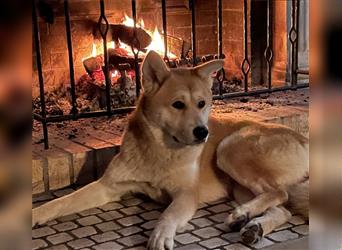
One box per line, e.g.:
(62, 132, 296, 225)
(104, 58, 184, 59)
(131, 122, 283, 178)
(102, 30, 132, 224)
(83, 48, 143, 75)
(94, 23, 152, 50)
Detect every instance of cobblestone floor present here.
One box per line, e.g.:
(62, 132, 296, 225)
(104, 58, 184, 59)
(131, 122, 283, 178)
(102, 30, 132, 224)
(33, 188, 309, 250)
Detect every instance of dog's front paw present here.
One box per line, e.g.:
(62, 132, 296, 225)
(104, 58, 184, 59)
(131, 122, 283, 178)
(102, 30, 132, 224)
(240, 221, 263, 244)
(147, 223, 175, 250)
(225, 207, 249, 231)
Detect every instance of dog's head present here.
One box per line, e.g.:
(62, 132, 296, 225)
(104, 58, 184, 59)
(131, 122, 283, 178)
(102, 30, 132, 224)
(140, 50, 224, 147)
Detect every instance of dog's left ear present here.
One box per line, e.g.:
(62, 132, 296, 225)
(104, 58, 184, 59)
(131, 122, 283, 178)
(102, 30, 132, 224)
(141, 50, 170, 95)
(195, 59, 225, 83)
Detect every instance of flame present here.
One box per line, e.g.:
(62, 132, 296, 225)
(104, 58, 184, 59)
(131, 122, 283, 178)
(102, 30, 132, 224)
(82, 15, 177, 62)
(122, 14, 144, 28)
(146, 27, 176, 59)
(91, 43, 97, 57)
(122, 14, 176, 58)
(111, 70, 119, 78)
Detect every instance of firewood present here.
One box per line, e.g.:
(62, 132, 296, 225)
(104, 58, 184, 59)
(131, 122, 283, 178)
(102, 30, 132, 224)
(83, 48, 144, 75)
(94, 23, 152, 50)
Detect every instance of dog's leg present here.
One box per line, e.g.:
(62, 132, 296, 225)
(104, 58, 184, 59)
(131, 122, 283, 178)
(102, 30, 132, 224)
(32, 180, 120, 226)
(240, 206, 292, 244)
(32, 179, 152, 226)
(226, 189, 288, 230)
(147, 191, 197, 250)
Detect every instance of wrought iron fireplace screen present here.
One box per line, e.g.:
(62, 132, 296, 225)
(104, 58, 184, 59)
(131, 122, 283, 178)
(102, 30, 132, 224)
(33, 0, 309, 149)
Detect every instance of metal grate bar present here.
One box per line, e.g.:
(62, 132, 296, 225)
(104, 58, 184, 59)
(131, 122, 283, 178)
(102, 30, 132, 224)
(190, 0, 197, 66)
(33, 0, 49, 149)
(131, 0, 141, 98)
(242, 0, 251, 92)
(161, 0, 168, 61)
(265, 0, 273, 90)
(98, 0, 112, 115)
(64, 0, 78, 117)
(290, 0, 299, 87)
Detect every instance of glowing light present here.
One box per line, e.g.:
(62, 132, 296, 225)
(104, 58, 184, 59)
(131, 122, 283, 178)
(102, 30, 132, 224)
(91, 43, 97, 57)
(111, 70, 119, 78)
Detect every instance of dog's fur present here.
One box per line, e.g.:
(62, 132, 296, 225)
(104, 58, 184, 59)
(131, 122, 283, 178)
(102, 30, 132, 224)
(32, 51, 309, 249)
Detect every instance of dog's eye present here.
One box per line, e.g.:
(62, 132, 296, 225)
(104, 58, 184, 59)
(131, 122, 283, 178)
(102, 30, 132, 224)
(198, 100, 206, 109)
(172, 101, 185, 110)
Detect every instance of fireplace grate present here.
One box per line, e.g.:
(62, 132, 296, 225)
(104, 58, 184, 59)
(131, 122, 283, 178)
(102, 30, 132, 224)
(33, 0, 309, 149)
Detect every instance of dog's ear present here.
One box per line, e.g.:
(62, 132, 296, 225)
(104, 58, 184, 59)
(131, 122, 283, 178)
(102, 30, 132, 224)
(194, 59, 224, 83)
(141, 50, 170, 94)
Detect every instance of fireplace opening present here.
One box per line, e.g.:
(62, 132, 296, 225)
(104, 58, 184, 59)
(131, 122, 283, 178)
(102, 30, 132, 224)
(33, 0, 309, 149)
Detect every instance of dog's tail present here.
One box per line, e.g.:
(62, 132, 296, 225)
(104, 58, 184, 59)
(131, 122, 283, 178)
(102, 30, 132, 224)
(287, 179, 309, 218)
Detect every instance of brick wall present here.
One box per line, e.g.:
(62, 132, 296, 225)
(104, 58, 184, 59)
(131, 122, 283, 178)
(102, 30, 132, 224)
(33, 0, 288, 97)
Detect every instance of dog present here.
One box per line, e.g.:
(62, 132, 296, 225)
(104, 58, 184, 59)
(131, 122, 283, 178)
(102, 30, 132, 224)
(32, 50, 309, 249)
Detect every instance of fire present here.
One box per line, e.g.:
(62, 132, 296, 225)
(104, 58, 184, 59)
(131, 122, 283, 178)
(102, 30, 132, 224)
(122, 14, 144, 28)
(146, 27, 176, 59)
(111, 70, 119, 78)
(91, 43, 97, 57)
(82, 14, 176, 62)
(122, 14, 176, 59)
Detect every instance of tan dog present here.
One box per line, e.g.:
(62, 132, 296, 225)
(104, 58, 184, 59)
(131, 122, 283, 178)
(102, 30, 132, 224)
(32, 51, 308, 249)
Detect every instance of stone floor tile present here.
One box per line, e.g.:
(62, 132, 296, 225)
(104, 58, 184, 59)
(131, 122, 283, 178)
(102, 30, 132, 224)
(221, 232, 241, 243)
(121, 197, 144, 206)
(224, 243, 252, 250)
(117, 215, 143, 227)
(207, 204, 232, 213)
(93, 241, 124, 250)
(120, 206, 144, 215)
(67, 238, 95, 249)
(292, 224, 309, 235)
(209, 212, 228, 223)
(77, 215, 102, 226)
(117, 234, 148, 247)
(141, 220, 157, 230)
(79, 208, 102, 216)
(71, 226, 97, 238)
(96, 221, 122, 232)
(53, 221, 78, 232)
(118, 226, 143, 236)
(46, 232, 74, 245)
(58, 213, 80, 222)
(98, 210, 124, 221)
(250, 238, 274, 249)
(32, 226, 56, 238)
(175, 243, 206, 250)
(45, 244, 69, 250)
(140, 210, 161, 220)
(140, 202, 163, 211)
(199, 237, 229, 248)
(32, 239, 48, 249)
(193, 209, 211, 218)
(91, 231, 120, 243)
(191, 218, 214, 228)
(175, 233, 200, 244)
(193, 227, 222, 239)
(267, 230, 299, 242)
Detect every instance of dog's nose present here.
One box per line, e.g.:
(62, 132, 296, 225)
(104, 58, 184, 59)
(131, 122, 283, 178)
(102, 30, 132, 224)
(193, 126, 209, 141)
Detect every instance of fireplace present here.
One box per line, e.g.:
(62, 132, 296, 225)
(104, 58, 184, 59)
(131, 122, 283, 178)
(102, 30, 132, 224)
(33, 0, 309, 149)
